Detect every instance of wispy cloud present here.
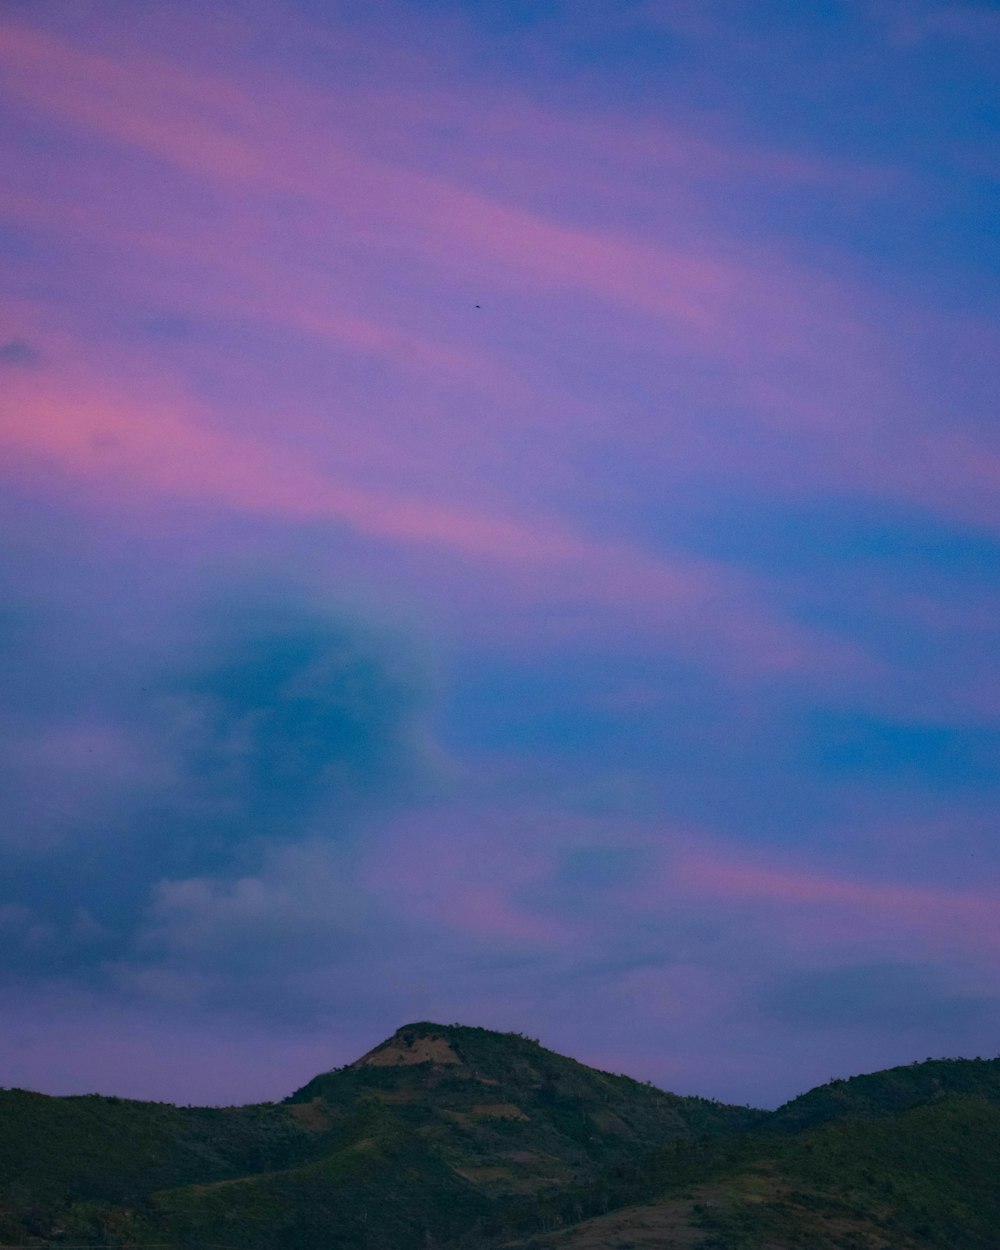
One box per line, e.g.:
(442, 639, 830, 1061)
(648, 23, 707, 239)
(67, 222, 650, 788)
(2, 11, 996, 538)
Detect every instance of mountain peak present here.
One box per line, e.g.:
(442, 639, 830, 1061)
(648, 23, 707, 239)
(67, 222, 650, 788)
(348, 1021, 547, 1072)
(353, 1023, 463, 1069)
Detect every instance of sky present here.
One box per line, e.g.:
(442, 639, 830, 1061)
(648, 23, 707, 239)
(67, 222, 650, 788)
(0, 0, 998, 1110)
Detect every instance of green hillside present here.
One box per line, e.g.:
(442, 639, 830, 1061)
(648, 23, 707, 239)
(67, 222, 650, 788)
(514, 1058, 1000, 1250)
(0, 1088, 338, 1245)
(1, 1027, 998, 1250)
(767, 1054, 1000, 1132)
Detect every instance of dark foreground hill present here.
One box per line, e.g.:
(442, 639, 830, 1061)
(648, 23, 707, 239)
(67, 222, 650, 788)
(1, 1023, 998, 1249)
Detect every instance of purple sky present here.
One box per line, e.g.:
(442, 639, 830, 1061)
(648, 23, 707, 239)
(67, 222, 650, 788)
(1, 0, 998, 1109)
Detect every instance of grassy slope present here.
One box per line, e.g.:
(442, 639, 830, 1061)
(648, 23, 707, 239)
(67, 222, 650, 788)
(144, 1110, 493, 1250)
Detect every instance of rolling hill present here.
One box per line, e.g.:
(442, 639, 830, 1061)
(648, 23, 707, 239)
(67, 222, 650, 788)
(1, 1023, 997, 1249)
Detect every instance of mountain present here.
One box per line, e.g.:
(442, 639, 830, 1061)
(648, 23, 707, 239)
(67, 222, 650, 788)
(0, 1022, 753, 1250)
(0, 1023, 997, 1249)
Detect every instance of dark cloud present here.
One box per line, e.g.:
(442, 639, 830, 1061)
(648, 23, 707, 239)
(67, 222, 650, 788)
(556, 845, 649, 889)
(805, 710, 1000, 784)
(760, 962, 996, 1031)
(158, 606, 424, 830)
(101, 835, 385, 1026)
(0, 585, 435, 996)
(0, 338, 41, 366)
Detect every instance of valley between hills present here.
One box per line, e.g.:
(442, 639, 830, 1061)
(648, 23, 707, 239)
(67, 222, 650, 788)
(2, 1022, 999, 1249)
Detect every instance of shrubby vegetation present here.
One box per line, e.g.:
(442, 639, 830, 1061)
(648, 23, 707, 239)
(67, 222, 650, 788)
(1, 1026, 997, 1249)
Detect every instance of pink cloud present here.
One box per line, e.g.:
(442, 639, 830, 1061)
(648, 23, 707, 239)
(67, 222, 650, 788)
(1, 7, 997, 543)
(366, 804, 1000, 990)
(1, 302, 859, 675)
(672, 851, 1000, 959)
(1, 4, 997, 692)
(0, 19, 885, 354)
(0, 358, 568, 558)
(0, 21, 742, 335)
(0, 23, 268, 184)
(365, 808, 575, 948)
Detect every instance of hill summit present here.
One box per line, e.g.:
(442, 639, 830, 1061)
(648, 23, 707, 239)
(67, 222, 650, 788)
(351, 1021, 466, 1067)
(288, 1021, 759, 1195)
